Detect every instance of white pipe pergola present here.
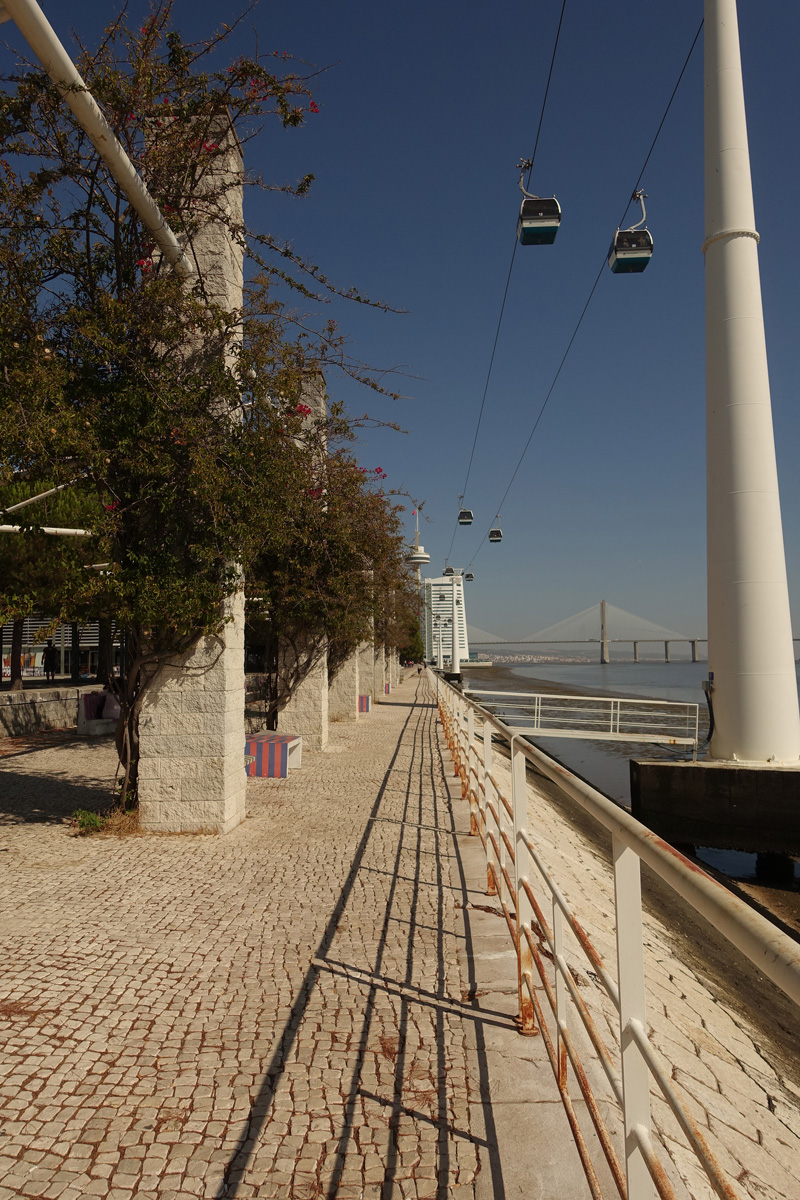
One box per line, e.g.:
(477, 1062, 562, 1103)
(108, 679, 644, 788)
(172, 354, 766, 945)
(0, 0, 192, 278)
(0, 524, 89, 536)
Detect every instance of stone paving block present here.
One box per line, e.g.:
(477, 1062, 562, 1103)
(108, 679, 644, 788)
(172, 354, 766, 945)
(3, 673, 799, 1200)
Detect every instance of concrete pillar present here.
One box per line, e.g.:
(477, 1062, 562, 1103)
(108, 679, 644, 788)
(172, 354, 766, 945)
(665, 641, 671, 663)
(692, 639, 699, 663)
(633, 641, 640, 664)
(374, 644, 386, 699)
(139, 121, 246, 833)
(358, 641, 374, 703)
(279, 641, 328, 750)
(138, 591, 246, 834)
(328, 649, 359, 722)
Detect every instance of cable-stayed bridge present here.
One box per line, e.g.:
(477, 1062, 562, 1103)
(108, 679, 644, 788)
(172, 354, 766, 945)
(468, 600, 705, 662)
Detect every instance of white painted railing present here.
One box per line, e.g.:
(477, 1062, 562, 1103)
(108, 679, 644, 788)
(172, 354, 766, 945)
(432, 670, 800, 1200)
(465, 688, 700, 748)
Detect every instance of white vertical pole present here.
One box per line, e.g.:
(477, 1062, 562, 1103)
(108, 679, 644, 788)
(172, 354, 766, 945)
(511, 738, 536, 1035)
(553, 899, 568, 1087)
(483, 719, 497, 895)
(467, 705, 477, 834)
(451, 573, 461, 676)
(613, 836, 652, 1200)
(705, 0, 800, 763)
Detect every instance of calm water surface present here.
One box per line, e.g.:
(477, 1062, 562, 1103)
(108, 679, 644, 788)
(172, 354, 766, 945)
(482, 660, 800, 883)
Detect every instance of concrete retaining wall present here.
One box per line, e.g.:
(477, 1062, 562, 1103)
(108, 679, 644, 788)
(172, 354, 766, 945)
(0, 688, 82, 737)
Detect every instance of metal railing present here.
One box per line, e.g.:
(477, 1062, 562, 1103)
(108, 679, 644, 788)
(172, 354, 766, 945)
(465, 688, 700, 749)
(431, 670, 800, 1200)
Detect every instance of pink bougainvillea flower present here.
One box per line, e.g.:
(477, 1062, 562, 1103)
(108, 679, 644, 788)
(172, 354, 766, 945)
(295, 403, 312, 416)
(309, 101, 320, 114)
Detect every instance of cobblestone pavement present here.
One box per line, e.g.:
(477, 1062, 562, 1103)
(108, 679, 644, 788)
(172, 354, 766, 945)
(0, 677, 491, 1200)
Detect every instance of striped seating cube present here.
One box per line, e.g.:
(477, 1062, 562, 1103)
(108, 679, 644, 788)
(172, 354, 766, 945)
(384, 683, 391, 695)
(83, 692, 106, 720)
(244, 732, 302, 778)
(358, 694, 371, 714)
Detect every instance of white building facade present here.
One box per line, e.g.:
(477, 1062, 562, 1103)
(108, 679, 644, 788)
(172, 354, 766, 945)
(423, 576, 469, 663)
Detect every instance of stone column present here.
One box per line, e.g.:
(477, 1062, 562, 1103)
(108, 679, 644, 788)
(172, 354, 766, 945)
(139, 121, 246, 834)
(138, 592, 246, 834)
(358, 641, 374, 703)
(328, 650, 360, 722)
(279, 643, 328, 750)
(375, 644, 386, 700)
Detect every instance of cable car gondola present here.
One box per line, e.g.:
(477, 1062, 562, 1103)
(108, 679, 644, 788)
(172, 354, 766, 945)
(465, 572, 474, 581)
(488, 518, 503, 544)
(443, 565, 454, 576)
(517, 158, 561, 246)
(608, 189, 653, 274)
(458, 508, 473, 526)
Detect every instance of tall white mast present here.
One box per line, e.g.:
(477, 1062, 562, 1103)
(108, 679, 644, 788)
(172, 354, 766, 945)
(704, 0, 800, 762)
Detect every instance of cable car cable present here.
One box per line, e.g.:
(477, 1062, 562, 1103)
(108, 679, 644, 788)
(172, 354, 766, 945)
(443, 0, 568, 566)
(466, 17, 704, 565)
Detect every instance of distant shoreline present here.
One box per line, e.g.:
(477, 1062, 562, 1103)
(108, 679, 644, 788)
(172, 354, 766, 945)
(461, 663, 663, 703)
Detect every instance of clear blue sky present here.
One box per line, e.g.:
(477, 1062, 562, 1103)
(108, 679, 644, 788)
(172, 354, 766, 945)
(5, 1, 800, 640)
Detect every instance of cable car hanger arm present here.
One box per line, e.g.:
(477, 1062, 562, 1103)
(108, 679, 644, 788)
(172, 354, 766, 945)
(627, 189, 648, 231)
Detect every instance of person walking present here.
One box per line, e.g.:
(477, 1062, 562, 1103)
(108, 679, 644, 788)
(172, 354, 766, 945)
(42, 638, 58, 683)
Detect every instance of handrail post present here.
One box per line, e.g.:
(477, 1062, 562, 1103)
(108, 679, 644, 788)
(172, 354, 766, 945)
(512, 737, 537, 1036)
(553, 899, 568, 1088)
(454, 691, 462, 777)
(613, 834, 652, 1199)
(467, 705, 477, 831)
(483, 719, 497, 895)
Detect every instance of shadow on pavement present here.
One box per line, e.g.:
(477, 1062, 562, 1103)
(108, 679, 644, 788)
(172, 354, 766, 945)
(0, 755, 112, 824)
(217, 681, 497, 1198)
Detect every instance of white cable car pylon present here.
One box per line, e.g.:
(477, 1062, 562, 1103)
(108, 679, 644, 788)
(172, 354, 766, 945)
(516, 158, 562, 246)
(608, 189, 653, 274)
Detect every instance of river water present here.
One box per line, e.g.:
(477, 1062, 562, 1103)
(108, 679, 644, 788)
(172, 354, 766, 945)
(463, 659, 800, 891)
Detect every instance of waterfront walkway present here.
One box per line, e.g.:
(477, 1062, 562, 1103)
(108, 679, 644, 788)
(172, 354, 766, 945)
(0, 676, 587, 1200)
(1, 675, 799, 1200)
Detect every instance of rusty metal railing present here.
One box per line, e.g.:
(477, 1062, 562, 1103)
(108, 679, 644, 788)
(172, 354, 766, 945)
(431, 670, 800, 1200)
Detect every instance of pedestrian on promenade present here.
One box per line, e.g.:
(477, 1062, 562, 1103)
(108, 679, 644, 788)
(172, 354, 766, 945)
(42, 639, 58, 683)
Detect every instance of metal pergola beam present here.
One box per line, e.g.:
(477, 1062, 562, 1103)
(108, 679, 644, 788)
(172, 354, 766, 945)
(0, 0, 192, 278)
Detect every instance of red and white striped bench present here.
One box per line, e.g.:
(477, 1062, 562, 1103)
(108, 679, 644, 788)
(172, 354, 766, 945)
(244, 732, 303, 778)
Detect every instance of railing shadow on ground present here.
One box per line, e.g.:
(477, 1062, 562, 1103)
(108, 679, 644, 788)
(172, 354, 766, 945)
(217, 681, 497, 1199)
(430, 700, 510, 1200)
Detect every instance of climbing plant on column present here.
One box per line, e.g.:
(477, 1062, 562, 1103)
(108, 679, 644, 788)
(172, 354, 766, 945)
(0, 3, 406, 800)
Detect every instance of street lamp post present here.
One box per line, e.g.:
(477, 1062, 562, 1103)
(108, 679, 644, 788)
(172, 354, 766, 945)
(704, 0, 800, 763)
